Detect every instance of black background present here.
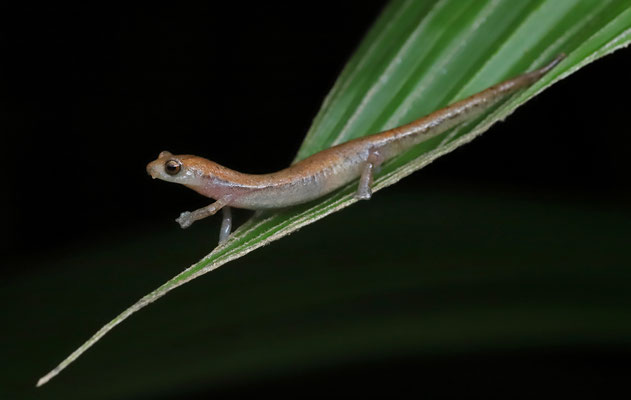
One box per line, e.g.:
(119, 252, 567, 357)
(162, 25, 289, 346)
(3, 2, 631, 398)
(4, 2, 631, 262)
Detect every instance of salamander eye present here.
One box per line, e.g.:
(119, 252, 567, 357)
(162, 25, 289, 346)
(164, 159, 182, 175)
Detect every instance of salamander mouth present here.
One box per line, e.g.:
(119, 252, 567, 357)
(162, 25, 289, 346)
(146, 162, 159, 179)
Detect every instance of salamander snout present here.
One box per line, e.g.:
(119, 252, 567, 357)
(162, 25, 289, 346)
(146, 162, 157, 179)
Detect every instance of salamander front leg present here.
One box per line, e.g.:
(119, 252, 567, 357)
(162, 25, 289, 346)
(356, 149, 384, 200)
(218, 206, 232, 244)
(176, 195, 232, 229)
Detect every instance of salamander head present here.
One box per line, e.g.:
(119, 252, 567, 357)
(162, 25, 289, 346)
(147, 150, 249, 199)
(146, 151, 212, 186)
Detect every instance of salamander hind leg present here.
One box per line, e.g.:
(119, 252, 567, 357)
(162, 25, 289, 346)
(355, 148, 384, 201)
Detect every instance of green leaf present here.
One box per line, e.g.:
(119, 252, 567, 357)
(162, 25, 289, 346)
(38, 0, 631, 386)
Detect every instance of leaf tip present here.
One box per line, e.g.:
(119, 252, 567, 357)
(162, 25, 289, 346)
(36, 374, 50, 387)
(37, 365, 63, 387)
